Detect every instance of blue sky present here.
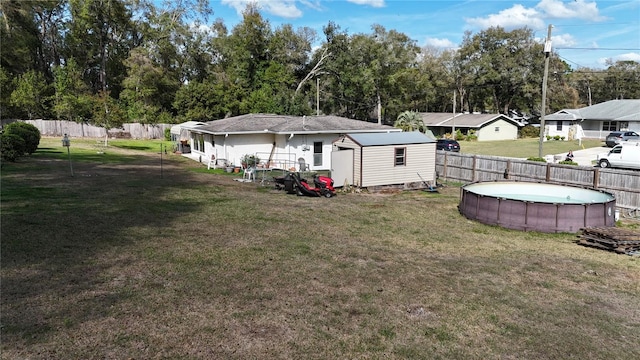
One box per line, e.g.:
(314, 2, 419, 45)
(209, 0, 640, 69)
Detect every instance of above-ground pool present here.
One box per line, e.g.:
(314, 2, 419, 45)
(459, 181, 616, 233)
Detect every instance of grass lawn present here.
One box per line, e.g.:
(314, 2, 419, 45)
(458, 137, 605, 158)
(1, 138, 639, 359)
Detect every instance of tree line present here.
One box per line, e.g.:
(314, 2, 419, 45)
(1, 0, 639, 129)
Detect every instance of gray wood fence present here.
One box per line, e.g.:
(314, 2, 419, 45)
(436, 152, 640, 212)
(20, 119, 171, 139)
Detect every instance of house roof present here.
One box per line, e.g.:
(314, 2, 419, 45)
(341, 131, 435, 147)
(187, 113, 400, 135)
(546, 99, 640, 121)
(170, 121, 206, 135)
(419, 113, 523, 128)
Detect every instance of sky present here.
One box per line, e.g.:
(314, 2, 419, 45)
(208, 0, 640, 69)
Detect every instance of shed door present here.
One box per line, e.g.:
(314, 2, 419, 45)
(331, 149, 354, 188)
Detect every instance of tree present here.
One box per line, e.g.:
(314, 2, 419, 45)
(52, 58, 93, 121)
(394, 111, 425, 132)
(91, 90, 126, 145)
(10, 70, 50, 119)
(456, 27, 544, 115)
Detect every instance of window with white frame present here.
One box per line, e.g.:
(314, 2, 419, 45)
(556, 121, 563, 131)
(602, 121, 617, 131)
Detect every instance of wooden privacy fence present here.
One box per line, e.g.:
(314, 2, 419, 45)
(436, 152, 640, 211)
(20, 119, 171, 139)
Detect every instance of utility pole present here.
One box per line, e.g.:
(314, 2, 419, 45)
(452, 90, 456, 139)
(316, 77, 320, 116)
(538, 24, 553, 158)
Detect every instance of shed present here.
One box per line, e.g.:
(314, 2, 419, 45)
(170, 121, 205, 141)
(331, 132, 436, 188)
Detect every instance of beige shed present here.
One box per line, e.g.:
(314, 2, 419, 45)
(331, 132, 436, 188)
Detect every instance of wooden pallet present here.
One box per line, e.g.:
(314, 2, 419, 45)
(577, 227, 640, 254)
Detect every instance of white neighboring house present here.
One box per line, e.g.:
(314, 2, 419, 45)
(419, 113, 522, 141)
(544, 99, 640, 140)
(181, 114, 401, 171)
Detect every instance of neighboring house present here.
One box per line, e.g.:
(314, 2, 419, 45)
(545, 99, 640, 140)
(182, 114, 401, 171)
(331, 132, 436, 188)
(419, 113, 522, 141)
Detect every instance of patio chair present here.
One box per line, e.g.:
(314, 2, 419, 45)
(298, 157, 310, 172)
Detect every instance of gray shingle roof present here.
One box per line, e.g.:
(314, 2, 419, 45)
(419, 113, 522, 128)
(188, 114, 400, 135)
(343, 131, 435, 146)
(546, 99, 640, 121)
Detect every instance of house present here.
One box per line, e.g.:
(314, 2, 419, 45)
(331, 132, 436, 188)
(170, 121, 206, 153)
(544, 99, 640, 140)
(419, 113, 522, 141)
(182, 114, 401, 171)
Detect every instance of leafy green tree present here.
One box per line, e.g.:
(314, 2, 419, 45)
(91, 90, 125, 145)
(52, 58, 93, 121)
(456, 27, 544, 114)
(10, 70, 50, 119)
(4, 121, 40, 154)
(394, 111, 425, 132)
(0, 66, 16, 118)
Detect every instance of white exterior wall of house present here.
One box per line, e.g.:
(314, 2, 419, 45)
(476, 119, 519, 141)
(190, 131, 340, 170)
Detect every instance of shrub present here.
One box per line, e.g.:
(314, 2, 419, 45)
(519, 125, 539, 138)
(164, 127, 171, 141)
(553, 135, 561, 141)
(4, 122, 40, 154)
(526, 157, 547, 162)
(0, 133, 27, 162)
(558, 160, 577, 166)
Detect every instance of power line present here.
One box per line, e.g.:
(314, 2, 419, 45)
(557, 47, 640, 51)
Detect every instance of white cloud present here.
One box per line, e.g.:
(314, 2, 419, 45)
(612, 52, 640, 62)
(536, 0, 607, 21)
(465, 4, 545, 30)
(347, 0, 385, 7)
(221, 0, 303, 19)
(424, 37, 457, 49)
(551, 33, 577, 47)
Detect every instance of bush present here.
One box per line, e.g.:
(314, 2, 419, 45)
(558, 160, 577, 166)
(526, 157, 547, 162)
(4, 122, 40, 154)
(164, 127, 171, 141)
(519, 125, 539, 138)
(1, 133, 27, 162)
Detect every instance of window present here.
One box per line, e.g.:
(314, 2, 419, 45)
(556, 121, 563, 131)
(193, 134, 205, 152)
(394, 147, 406, 166)
(313, 141, 322, 166)
(602, 121, 617, 131)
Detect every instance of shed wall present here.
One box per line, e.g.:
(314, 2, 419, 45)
(360, 143, 435, 187)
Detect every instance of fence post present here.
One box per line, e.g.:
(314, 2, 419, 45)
(546, 163, 551, 182)
(472, 155, 477, 181)
(593, 168, 599, 188)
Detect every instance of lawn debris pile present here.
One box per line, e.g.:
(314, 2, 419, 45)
(577, 227, 640, 255)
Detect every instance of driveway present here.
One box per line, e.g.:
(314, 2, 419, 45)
(554, 146, 609, 167)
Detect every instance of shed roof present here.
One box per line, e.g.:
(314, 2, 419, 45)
(341, 131, 435, 147)
(190, 113, 399, 135)
(546, 99, 640, 121)
(419, 113, 523, 128)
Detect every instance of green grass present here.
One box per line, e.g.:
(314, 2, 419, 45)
(459, 137, 604, 158)
(1, 138, 639, 359)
